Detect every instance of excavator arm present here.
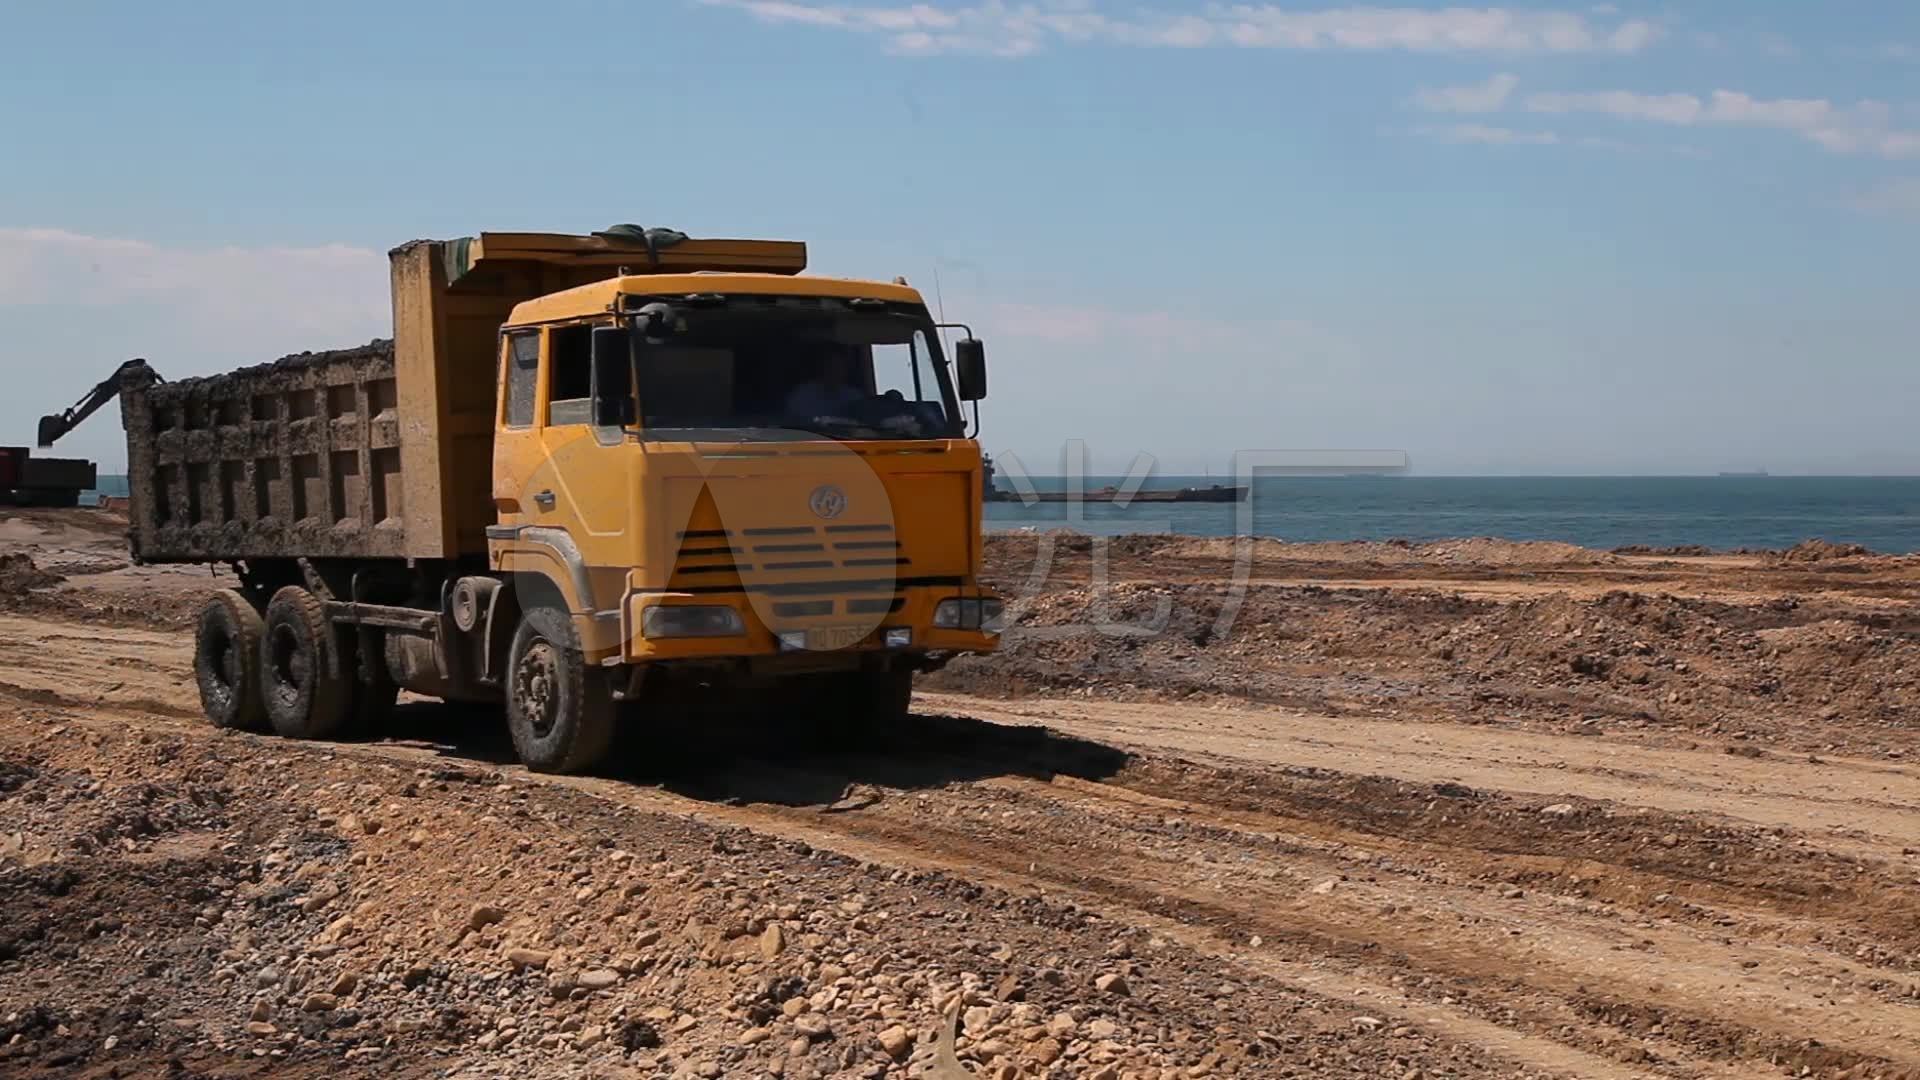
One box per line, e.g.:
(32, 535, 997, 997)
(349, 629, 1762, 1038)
(38, 358, 161, 447)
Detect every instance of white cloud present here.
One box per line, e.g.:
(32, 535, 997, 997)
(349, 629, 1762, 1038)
(1411, 72, 1518, 114)
(1848, 178, 1920, 221)
(1407, 123, 1699, 155)
(0, 221, 1351, 378)
(703, 1, 1662, 56)
(0, 227, 390, 360)
(1526, 87, 1703, 125)
(1414, 122, 1559, 145)
(0, 228, 395, 463)
(1524, 86, 1920, 159)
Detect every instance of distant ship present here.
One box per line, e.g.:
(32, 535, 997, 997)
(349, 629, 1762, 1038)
(993, 483, 1246, 503)
(1717, 470, 1770, 478)
(980, 454, 1247, 502)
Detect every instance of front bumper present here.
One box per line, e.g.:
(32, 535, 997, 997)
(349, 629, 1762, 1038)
(598, 584, 1002, 664)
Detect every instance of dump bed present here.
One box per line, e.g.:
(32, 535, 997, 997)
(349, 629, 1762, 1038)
(119, 342, 404, 561)
(119, 229, 807, 564)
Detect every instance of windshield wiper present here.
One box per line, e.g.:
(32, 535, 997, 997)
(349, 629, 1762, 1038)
(800, 417, 932, 440)
(643, 424, 786, 442)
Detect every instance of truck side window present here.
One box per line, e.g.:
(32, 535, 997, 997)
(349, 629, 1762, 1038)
(548, 324, 593, 426)
(871, 330, 951, 431)
(503, 330, 540, 428)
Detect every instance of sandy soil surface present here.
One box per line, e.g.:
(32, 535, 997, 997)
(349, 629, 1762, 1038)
(1, 510, 1916, 1079)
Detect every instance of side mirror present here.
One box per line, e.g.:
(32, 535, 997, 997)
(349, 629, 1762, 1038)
(590, 326, 636, 428)
(633, 301, 677, 344)
(954, 338, 987, 401)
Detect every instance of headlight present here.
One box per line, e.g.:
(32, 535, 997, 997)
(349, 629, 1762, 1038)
(979, 599, 1006, 634)
(641, 604, 745, 639)
(933, 597, 1004, 632)
(933, 598, 974, 628)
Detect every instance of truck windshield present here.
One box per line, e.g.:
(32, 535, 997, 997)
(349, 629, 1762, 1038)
(631, 300, 962, 441)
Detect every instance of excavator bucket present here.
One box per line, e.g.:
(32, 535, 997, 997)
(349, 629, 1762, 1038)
(36, 358, 159, 448)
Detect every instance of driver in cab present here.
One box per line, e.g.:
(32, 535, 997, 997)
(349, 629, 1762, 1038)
(783, 351, 864, 422)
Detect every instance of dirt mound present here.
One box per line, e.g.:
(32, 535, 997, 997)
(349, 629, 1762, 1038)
(1354, 537, 1613, 567)
(0, 507, 129, 550)
(1001, 533, 1623, 570)
(1772, 539, 1877, 562)
(0, 554, 63, 595)
(987, 530, 1173, 558)
(1613, 543, 1716, 557)
(37, 557, 130, 577)
(931, 579, 1920, 754)
(0, 584, 208, 631)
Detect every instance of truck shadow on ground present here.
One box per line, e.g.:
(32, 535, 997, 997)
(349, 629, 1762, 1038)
(379, 702, 1133, 809)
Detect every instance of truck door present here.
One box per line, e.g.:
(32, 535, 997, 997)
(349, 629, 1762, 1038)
(491, 329, 544, 527)
(535, 324, 630, 539)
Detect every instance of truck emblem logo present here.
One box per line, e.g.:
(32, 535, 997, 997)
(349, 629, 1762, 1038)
(809, 485, 847, 520)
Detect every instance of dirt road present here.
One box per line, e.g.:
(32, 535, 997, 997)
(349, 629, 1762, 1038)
(2, 511, 1916, 1078)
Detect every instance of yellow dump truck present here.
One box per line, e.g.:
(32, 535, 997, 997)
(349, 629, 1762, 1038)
(53, 227, 1002, 772)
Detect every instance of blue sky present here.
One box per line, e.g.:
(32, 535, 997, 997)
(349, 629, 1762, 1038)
(2, 1, 1916, 474)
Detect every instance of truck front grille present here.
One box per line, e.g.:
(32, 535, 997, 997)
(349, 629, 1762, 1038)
(666, 523, 950, 617)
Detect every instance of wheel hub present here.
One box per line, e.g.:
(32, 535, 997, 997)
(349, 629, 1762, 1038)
(516, 641, 562, 739)
(202, 626, 240, 707)
(215, 632, 242, 697)
(269, 625, 305, 704)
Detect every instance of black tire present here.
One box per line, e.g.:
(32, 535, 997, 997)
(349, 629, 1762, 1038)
(812, 667, 913, 747)
(193, 589, 266, 731)
(506, 605, 615, 774)
(340, 627, 399, 739)
(260, 586, 351, 740)
(853, 666, 914, 728)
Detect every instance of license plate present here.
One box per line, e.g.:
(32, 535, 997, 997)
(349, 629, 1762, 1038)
(806, 625, 869, 651)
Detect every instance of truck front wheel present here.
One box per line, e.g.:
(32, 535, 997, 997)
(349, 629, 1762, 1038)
(260, 586, 352, 740)
(810, 667, 914, 747)
(194, 589, 266, 731)
(506, 606, 615, 774)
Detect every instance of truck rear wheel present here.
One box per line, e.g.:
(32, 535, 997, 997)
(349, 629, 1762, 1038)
(193, 589, 266, 731)
(260, 586, 351, 740)
(506, 606, 614, 774)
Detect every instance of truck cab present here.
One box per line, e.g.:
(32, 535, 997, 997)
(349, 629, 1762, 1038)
(479, 263, 1002, 769)
(491, 271, 997, 652)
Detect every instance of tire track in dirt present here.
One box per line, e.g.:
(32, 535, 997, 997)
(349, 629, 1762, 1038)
(1016, 773, 1920, 997)
(928, 694, 1920, 862)
(621, 749, 1920, 1077)
(0, 614, 202, 719)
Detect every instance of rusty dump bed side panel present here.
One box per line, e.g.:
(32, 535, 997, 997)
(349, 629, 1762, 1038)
(120, 342, 406, 563)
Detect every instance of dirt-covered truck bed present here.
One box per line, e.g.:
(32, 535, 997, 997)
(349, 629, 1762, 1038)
(120, 342, 404, 562)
